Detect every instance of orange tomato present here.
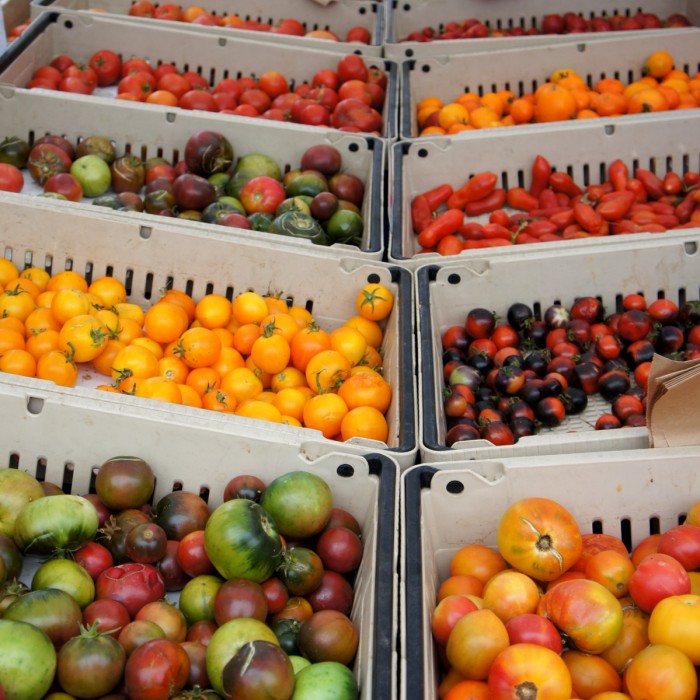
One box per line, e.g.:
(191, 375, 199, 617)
(563, 650, 621, 698)
(337, 369, 391, 412)
(0, 259, 20, 286)
(173, 326, 222, 369)
(431, 594, 478, 647)
(195, 293, 232, 329)
(91, 339, 126, 377)
(46, 270, 89, 293)
(219, 367, 263, 403)
(202, 388, 237, 413)
(36, 348, 79, 387)
(437, 574, 484, 602)
(329, 326, 367, 366)
(0, 348, 37, 377)
(24, 307, 61, 335)
(231, 291, 267, 325)
(135, 376, 183, 404)
(235, 399, 282, 423)
(26, 329, 60, 360)
(50, 288, 92, 325)
(250, 327, 291, 375)
(302, 392, 348, 439)
(623, 644, 697, 700)
(343, 315, 383, 348)
(290, 324, 332, 372)
(481, 570, 540, 623)
(600, 597, 650, 673)
(647, 593, 700, 664)
(443, 680, 489, 700)
(643, 51, 675, 80)
(144, 301, 190, 344)
(586, 549, 635, 598)
(339, 405, 388, 443)
(185, 366, 221, 398)
(0, 288, 36, 322)
(449, 544, 508, 584)
(535, 84, 577, 122)
(88, 276, 127, 308)
(58, 314, 110, 362)
(111, 344, 159, 385)
(305, 350, 351, 394)
(0, 327, 25, 354)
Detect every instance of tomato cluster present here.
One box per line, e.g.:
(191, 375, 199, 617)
(26, 51, 387, 134)
(0, 257, 395, 442)
(0, 462, 364, 699)
(433, 496, 700, 699)
(124, 1, 372, 44)
(401, 11, 692, 43)
(0, 131, 368, 247)
(412, 153, 700, 255)
(441, 294, 700, 447)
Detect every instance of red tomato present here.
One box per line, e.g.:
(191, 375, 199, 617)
(657, 523, 700, 571)
(496, 497, 582, 582)
(0, 163, 24, 192)
(124, 639, 190, 700)
(73, 540, 114, 580)
(239, 175, 286, 215)
(431, 595, 478, 646)
(488, 643, 572, 699)
(504, 613, 563, 654)
(336, 54, 368, 84)
(89, 49, 121, 87)
(96, 562, 166, 617)
(628, 553, 691, 613)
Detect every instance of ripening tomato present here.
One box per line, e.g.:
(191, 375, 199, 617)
(496, 497, 582, 582)
(431, 594, 478, 646)
(647, 593, 700, 664)
(481, 570, 540, 623)
(628, 553, 691, 613)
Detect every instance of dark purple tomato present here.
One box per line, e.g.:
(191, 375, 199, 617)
(144, 189, 177, 215)
(493, 366, 525, 395)
(565, 318, 592, 346)
(597, 369, 631, 401)
(505, 401, 535, 422)
(300, 144, 342, 176)
(571, 361, 601, 395)
(570, 296, 603, 324)
(172, 173, 216, 211)
(524, 351, 548, 377)
(181, 640, 209, 689)
(186, 619, 217, 646)
(125, 523, 168, 564)
(154, 491, 210, 541)
(547, 356, 576, 383)
(297, 609, 358, 665)
(75, 134, 115, 164)
(595, 414, 622, 430)
(213, 578, 268, 625)
(328, 172, 364, 207)
(446, 423, 481, 447)
(465, 308, 496, 339)
(509, 417, 536, 441)
(110, 154, 145, 194)
(157, 540, 191, 592)
(223, 474, 266, 503)
(655, 325, 685, 355)
(323, 508, 361, 537)
(101, 510, 151, 564)
(95, 456, 156, 511)
(481, 421, 515, 446)
(506, 303, 534, 332)
(184, 131, 234, 176)
(626, 339, 655, 366)
(310, 191, 339, 220)
(218, 212, 252, 229)
(316, 527, 363, 574)
(34, 133, 76, 160)
(221, 640, 295, 700)
(561, 386, 588, 415)
(0, 533, 23, 581)
(306, 570, 354, 616)
(543, 304, 570, 329)
(260, 577, 289, 616)
(27, 142, 72, 185)
(442, 325, 470, 353)
(535, 396, 566, 428)
(117, 191, 144, 212)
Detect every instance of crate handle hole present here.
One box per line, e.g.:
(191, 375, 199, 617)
(421, 64, 431, 74)
(447, 273, 461, 285)
(684, 241, 698, 256)
(26, 396, 45, 415)
(417, 148, 429, 158)
(139, 226, 152, 240)
(218, 38, 227, 47)
(166, 113, 177, 123)
(348, 143, 359, 153)
(445, 480, 464, 494)
(336, 464, 355, 478)
(576, 43, 586, 52)
(604, 125, 615, 136)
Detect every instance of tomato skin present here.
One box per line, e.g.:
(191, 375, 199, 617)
(125, 638, 190, 700)
(657, 524, 700, 571)
(488, 643, 572, 700)
(623, 643, 698, 700)
(647, 593, 700, 664)
(628, 553, 691, 613)
(504, 613, 563, 654)
(0, 162, 24, 192)
(96, 562, 166, 618)
(496, 497, 582, 581)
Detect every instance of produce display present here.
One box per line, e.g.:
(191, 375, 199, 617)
(416, 50, 700, 135)
(0, 131, 369, 246)
(411, 152, 700, 254)
(24, 50, 387, 133)
(400, 10, 693, 42)
(0, 461, 366, 699)
(431, 495, 700, 699)
(441, 293, 700, 447)
(0, 256, 395, 443)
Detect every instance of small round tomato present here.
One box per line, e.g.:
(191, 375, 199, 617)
(89, 49, 121, 87)
(623, 643, 698, 700)
(628, 553, 691, 613)
(496, 497, 582, 582)
(0, 163, 24, 192)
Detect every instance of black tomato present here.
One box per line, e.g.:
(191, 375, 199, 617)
(535, 396, 566, 427)
(507, 302, 534, 332)
(597, 369, 631, 401)
(480, 421, 515, 446)
(465, 307, 496, 339)
(561, 386, 588, 415)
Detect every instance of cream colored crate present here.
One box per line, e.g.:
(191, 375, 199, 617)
(384, 0, 700, 60)
(399, 29, 700, 139)
(389, 111, 700, 269)
(0, 11, 397, 138)
(0, 193, 417, 469)
(416, 234, 700, 463)
(0, 379, 399, 699)
(400, 447, 700, 700)
(29, 0, 384, 55)
(0, 85, 386, 259)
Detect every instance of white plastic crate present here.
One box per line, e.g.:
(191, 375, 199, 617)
(389, 111, 700, 268)
(416, 234, 700, 463)
(29, 0, 384, 56)
(0, 379, 399, 699)
(2, 0, 30, 38)
(384, 0, 700, 60)
(0, 10, 398, 138)
(400, 29, 700, 139)
(0, 85, 386, 259)
(0, 193, 417, 469)
(400, 447, 700, 700)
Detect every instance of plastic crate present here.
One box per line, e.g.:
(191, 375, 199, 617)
(2, 0, 30, 38)
(389, 111, 700, 268)
(399, 29, 700, 139)
(0, 10, 398, 139)
(384, 0, 700, 60)
(0, 380, 399, 700)
(416, 234, 700, 463)
(400, 447, 700, 700)
(29, 0, 384, 56)
(0, 193, 417, 469)
(0, 85, 387, 259)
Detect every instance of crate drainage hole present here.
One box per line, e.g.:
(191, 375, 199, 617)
(446, 480, 464, 494)
(27, 397, 45, 415)
(139, 226, 152, 239)
(684, 241, 698, 255)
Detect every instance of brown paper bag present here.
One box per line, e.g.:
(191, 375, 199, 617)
(646, 354, 700, 447)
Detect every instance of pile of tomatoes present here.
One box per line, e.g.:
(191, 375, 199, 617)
(0, 461, 364, 699)
(400, 10, 692, 43)
(416, 50, 700, 136)
(411, 152, 700, 255)
(432, 495, 700, 700)
(441, 293, 700, 447)
(125, 1, 373, 44)
(25, 50, 387, 134)
(0, 257, 395, 443)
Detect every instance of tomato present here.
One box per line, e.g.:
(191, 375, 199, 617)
(179, 574, 223, 626)
(336, 54, 368, 84)
(96, 562, 166, 618)
(3, 588, 82, 649)
(31, 558, 95, 609)
(206, 618, 280, 696)
(482, 570, 541, 623)
(95, 456, 156, 511)
(623, 644, 697, 700)
(538, 578, 624, 654)
(504, 613, 563, 654)
(585, 549, 635, 598)
(0, 162, 24, 192)
(449, 544, 508, 583)
(630, 533, 661, 566)
(432, 594, 479, 646)
(135, 600, 188, 644)
(125, 638, 190, 700)
(204, 499, 283, 583)
(153, 490, 210, 541)
(126, 522, 168, 564)
(488, 643, 572, 699)
(446, 608, 510, 680)
(184, 130, 233, 177)
(156, 540, 191, 592)
(57, 623, 126, 697)
(496, 497, 582, 581)
(83, 598, 131, 638)
(355, 283, 394, 322)
(13, 494, 99, 556)
(213, 577, 268, 625)
(0, 532, 22, 580)
(277, 546, 324, 597)
(221, 640, 295, 700)
(297, 610, 358, 666)
(89, 49, 121, 87)
(647, 593, 700, 664)
(628, 553, 691, 613)
(0, 619, 56, 699)
(600, 596, 649, 673)
(316, 526, 363, 573)
(0, 468, 46, 539)
(306, 570, 354, 616)
(657, 523, 700, 571)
